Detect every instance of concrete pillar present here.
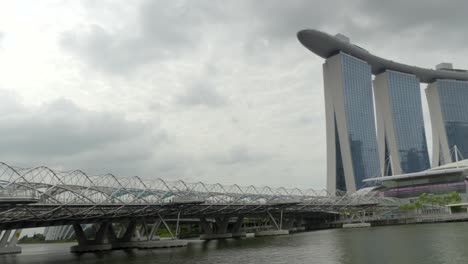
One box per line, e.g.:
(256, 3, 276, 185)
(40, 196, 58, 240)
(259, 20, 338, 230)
(112, 220, 188, 250)
(148, 220, 162, 241)
(0, 229, 22, 255)
(231, 216, 246, 238)
(199, 217, 233, 240)
(254, 212, 290, 237)
(199, 217, 213, 235)
(110, 221, 141, 249)
(120, 221, 137, 242)
(137, 219, 188, 249)
(70, 223, 112, 253)
(214, 216, 230, 234)
(295, 217, 306, 232)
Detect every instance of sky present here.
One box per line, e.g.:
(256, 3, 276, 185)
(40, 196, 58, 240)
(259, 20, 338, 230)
(0, 0, 467, 190)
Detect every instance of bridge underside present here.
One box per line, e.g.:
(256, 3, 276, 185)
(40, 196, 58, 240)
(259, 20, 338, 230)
(0, 203, 383, 230)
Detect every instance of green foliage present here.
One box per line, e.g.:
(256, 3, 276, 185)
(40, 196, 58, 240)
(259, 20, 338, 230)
(417, 192, 461, 206)
(399, 203, 415, 210)
(399, 192, 462, 210)
(19, 233, 45, 244)
(445, 191, 462, 204)
(339, 208, 361, 216)
(418, 193, 427, 202)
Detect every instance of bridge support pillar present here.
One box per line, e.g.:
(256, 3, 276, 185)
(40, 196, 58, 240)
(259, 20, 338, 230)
(254, 210, 289, 237)
(292, 217, 306, 232)
(109, 220, 141, 249)
(199, 216, 246, 239)
(71, 223, 112, 253)
(0, 229, 22, 255)
(112, 218, 188, 250)
(280, 217, 305, 232)
(199, 216, 233, 240)
(231, 216, 246, 238)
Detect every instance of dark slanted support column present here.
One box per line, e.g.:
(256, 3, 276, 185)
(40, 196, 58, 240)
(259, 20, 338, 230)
(148, 219, 162, 241)
(110, 221, 139, 249)
(106, 224, 119, 244)
(214, 216, 230, 234)
(294, 217, 306, 232)
(121, 221, 137, 242)
(71, 223, 112, 253)
(0, 229, 22, 255)
(124, 217, 188, 250)
(137, 217, 188, 249)
(281, 218, 297, 231)
(279, 217, 305, 233)
(199, 216, 233, 240)
(231, 216, 246, 238)
(199, 217, 213, 235)
(255, 210, 289, 237)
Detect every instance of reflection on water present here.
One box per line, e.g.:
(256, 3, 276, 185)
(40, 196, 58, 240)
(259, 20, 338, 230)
(3, 222, 468, 264)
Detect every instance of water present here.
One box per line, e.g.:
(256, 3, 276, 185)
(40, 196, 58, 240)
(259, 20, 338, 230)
(3, 222, 468, 264)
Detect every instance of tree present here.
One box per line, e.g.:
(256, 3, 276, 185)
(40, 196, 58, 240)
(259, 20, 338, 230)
(445, 191, 461, 204)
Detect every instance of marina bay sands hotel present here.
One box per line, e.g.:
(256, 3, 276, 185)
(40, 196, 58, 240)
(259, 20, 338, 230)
(297, 29, 468, 193)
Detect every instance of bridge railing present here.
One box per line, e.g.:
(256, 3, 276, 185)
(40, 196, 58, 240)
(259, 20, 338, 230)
(0, 187, 37, 202)
(0, 161, 398, 209)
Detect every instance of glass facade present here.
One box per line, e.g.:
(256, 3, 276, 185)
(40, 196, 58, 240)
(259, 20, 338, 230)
(437, 79, 468, 161)
(340, 52, 381, 189)
(387, 71, 430, 173)
(380, 173, 466, 199)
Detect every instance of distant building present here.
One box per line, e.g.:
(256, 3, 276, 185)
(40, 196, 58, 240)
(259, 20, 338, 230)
(374, 70, 430, 175)
(364, 159, 468, 199)
(297, 29, 468, 193)
(44, 225, 74, 241)
(323, 52, 381, 192)
(426, 79, 468, 166)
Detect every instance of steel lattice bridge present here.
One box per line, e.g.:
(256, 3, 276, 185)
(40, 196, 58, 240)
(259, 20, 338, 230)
(0, 162, 398, 253)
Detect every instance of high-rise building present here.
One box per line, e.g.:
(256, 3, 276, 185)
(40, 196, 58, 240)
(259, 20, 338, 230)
(297, 29, 468, 193)
(323, 52, 381, 192)
(426, 79, 468, 166)
(44, 225, 74, 241)
(374, 70, 430, 175)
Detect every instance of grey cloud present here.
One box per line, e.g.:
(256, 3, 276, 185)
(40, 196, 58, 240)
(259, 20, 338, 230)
(214, 145, 271, 165)
(334, 0, 468, 52)
(245, 0, 468, 53)
(60, 0, 220, 73)
(0, 95, 169, 176)
(247, 1, 348, 40)
(59, 0, 347, 73)
(357, 0, 468, 31)
(0, 90, 24, 114)
(176, 82, 227, 107)
(59, 0, 468, 74)
(60, 24, 159, 73)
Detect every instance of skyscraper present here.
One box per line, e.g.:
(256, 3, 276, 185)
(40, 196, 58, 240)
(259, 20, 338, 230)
(297, 29, 468, 193)
(426, 78, 468, 166)
(323, 52, 381, 193)
(374, 70, 430, 175)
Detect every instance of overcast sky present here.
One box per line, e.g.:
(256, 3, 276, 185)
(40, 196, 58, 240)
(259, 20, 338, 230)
(0, 0, 467, 189)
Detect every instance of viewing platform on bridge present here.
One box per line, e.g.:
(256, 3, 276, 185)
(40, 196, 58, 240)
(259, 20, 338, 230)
(0, 188, 38, 204)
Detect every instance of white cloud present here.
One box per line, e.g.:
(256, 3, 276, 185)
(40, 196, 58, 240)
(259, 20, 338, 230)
(0, 0, 464, 190)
